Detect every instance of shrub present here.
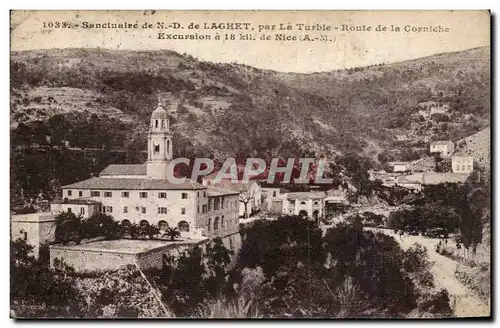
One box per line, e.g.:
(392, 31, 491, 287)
(155, 246, 208, 316)
(403, 243, 435, 289)
(323, 225, 418, 314)
(238, 266, 265, 301)
(205, 237, 232, 296)
(196, 296, 261, 318)
(418, 289, 453, 316)
(83, 265, 170, 318)
(237, 216, 325, 277)
(10, 239, 84, 317)
(81, 213, 120, 240)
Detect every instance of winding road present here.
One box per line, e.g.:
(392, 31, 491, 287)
(374, 228, 490, 318)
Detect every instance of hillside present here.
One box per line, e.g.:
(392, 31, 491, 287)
(456, 126, 491, 169)
(10, 46, 490, 164)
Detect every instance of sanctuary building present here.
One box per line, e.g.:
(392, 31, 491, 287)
(50, 102, 240, 239)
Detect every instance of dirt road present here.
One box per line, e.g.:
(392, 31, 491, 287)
(375, 229, 490, 318)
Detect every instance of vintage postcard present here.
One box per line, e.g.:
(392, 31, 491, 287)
(10, 10, 491, 319)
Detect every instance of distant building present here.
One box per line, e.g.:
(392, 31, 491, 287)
(430, 106, 450, 116)
(282, 192, 325, 220)
(416, 109, 430, 119)
(417, 101, 440, 110)
(395, 134, 410, 142)
(202, 175, 262, 218)
(430, 141, 455, 157)
(261, 186, 289, 213)
(388, 161, 411, 172)
(324, 188, 348, 204)
(452, 155, 474, 174)
(416, 102, 450, 118)
(418, 101, 450, 111)
(403, 172, 470, 186)
(395, 176, 422, 192)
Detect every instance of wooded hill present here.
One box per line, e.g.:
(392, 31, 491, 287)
(10, 46, 490, 163)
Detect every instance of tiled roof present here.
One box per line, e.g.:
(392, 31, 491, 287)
(286, 192, 325, 201)
(151, 103, 168, 119)
(100, 164, 147, 176)
(52, 198, 102, 205)
(62, 177, 206, 190)
(397, 176, 420, 185)
(388, 161, 410, 166)
(221, 182, 252, 192)
(452, 152, 473, 158)
(206, 187, 240, 197)
(204, 178, 258, 192)
(422, 172, 470, 185)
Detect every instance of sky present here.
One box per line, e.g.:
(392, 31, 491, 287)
(10, 10, 490, 73)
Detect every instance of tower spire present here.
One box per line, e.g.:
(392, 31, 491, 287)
(147, 100, 173, 179)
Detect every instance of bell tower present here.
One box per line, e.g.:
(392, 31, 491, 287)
(146, 99, 173, 179)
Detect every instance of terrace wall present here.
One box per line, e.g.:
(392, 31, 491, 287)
(49, 232, 242, 272)
(50, 246, 136, 272)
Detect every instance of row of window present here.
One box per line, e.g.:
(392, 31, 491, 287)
(206, 216, 236, 233)
(66, 207, 87, 216)
(152, 119, 168, 129)
(68, 190, 194, 199)
(121, 219, 190, 233)
(206, 198, 239, 211)
(288, 200, 321, 205)
(67, 190, 228, 203)
(100, 206, 187, 215)
(455, 165, 472, 171)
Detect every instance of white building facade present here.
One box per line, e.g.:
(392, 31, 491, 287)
(282, 192, 325, 219)
(430, 141, 455, 157)
(452, 155, 474, 174)
(202, 176, 262, 218)
(389, 162, 411, 173)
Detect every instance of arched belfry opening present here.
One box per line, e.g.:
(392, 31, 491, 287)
(146, 98, 174, 179)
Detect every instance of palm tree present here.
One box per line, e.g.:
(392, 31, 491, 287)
(130, 223, 140, 239)
(146, 224, 160, 240)
(164, 227, 181, 241)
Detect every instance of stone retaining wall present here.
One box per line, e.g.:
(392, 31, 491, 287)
(50, 232, 242, 272)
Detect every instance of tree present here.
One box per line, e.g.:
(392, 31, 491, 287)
(205, 237, 232, 296)
(136, 222, 160, 239)
(163, 227, 181, 241)
(145, 224, 160, 240)
(156, 246, 207, 316)
(10, 239, 84, 317)
(239, 192, 253, 219)
(54, 211, 82, 244)
(336, 154, 373, 197)
(423, 181, 488, 252)
(435, 156, 451, 173)
(237, 216, 325, 277)
(323, 224, 418, 314)
(82, 213, 121, 240)
(129, 223, 140, 239)
(387, 204, 459, 234)
(457, 186, 485, 253)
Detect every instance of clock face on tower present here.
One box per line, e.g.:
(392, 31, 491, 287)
(153, 140, 160, 146)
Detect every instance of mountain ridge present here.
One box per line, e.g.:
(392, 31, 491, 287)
(10, 45, 489, 74)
